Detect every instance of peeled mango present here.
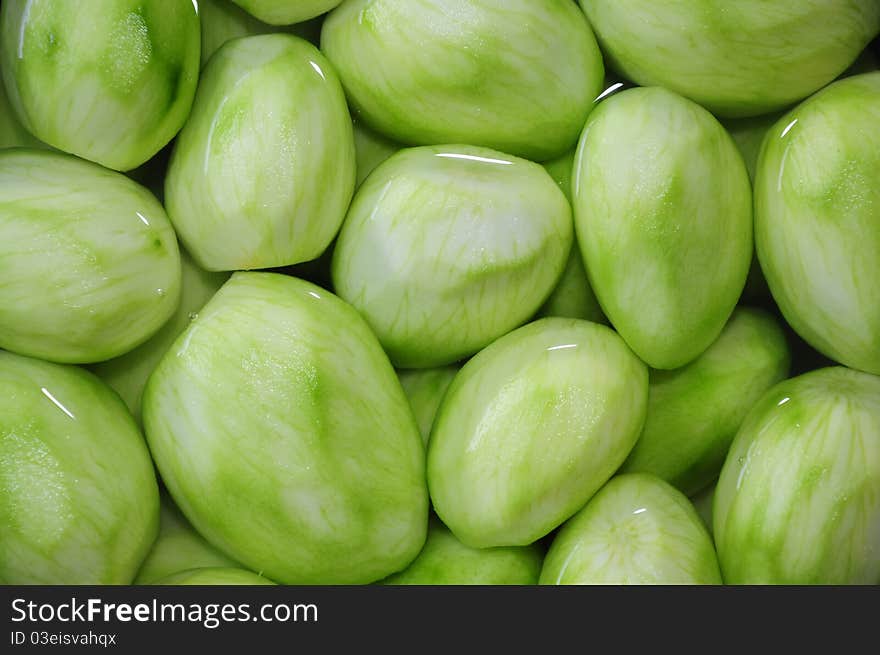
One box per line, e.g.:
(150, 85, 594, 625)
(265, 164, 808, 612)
(153, 567, 274, 585)
(427, 317, 648, 548)
(165, 34, 355, 271)
(579, 0, 880, 117)
(0, 0, 200, 170)
(0, 351, 159, 584)
(332, 145, 571, 369)
(143, 272, 428, 584)
(755, 72, 880, 376)
(0, 149, 181, 364)
(714, 367, 880, 584)
(573, 86, 752, 370)
(322, 0, 605, 160)
(540, 474, 721, 585)
(231, 0, 342, 25)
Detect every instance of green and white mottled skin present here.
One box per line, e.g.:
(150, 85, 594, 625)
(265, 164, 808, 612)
(143, 272, 428, 584)
(92, 251, 229, 422)
(579, 1, 880, 118)
(0, 77, 42, 149)
(153, 567, 274, 585)
(755, 72, 880, 375)
(198, 0, 322, 67)
(353, 118, 399, 188)
(322, 0, 604, 161)
(538, 149, 604, 324)
(714, 367, 880, 584)
(232, 0, 342, 25)
(398, 366, 458, 445)
(0, 0, 200, 171)
(0, 352, 159, 584)
(166, 34, 355, 271)
(0, 149, 181, 364)
(574, 86, 752, 370)
(540, 474, 722, 585)
(381, 517, 543, 585)
(135, 496, 238, 584)
(427, 318, 648, 548)
(332, 145, 572, 368)
(621, 308, 791, 496)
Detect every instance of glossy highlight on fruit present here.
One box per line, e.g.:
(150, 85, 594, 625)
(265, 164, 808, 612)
(165, 34, 355, 271)
(0, 149, 181, 364)
(574, 86, 752, 369)
(322, 0, 605, 160)
(427, 317, 648, 548)
(0, 0, 200, 170)
(714, 367, 880, 584)
(143, 272, 428, 584)
(332, 144, 572, 368)
(0, 352, 159, 584)
(579, 0, 880, 117)
(756, 72, 880, 375)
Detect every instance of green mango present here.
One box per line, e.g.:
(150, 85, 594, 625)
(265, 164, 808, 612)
(134, 496, 239, 585)
(143, 272, 428, 584)
(573, 86, 752, 369)
(579, 0, 880, 117)
(621, 308, 791, 496)
(165, 34, 355, 271)
(755, 72, 880, 375)
(0, 0, 200, 170)
(382, 517, 543, 585)
(0, 149, 181, 364)
(427, 317, 648, 548)
(714, 367, 880, 584)
(322, 0, 604, 160)
(540, 473, 721, 585)
(0, 75, 44, 150)
(0, 352, 159, 584)
(332, 144, 572, 369)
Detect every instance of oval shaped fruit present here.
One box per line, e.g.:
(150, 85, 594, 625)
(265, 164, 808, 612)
(92, 251, 228, 422)
(153, 567, 274, 585)
(755, 72, 880, 375)
(332, 145, 572, 368)
(0, 149, 181, 364)
(135, 496, 238, 585)
(232, 0, 342, 25)
(165, 34, 355, 271)
(540, 474, 721, 585)
(398, 366, 458, 445)
(427, 317, 648, 548)
(0, 352, 159, 584)
(714, 367, 880, 584)
(382, 517, 543, 585)
(621, 308, 791, 496)
(579, 0, 880, 117)
(143, 272, 428, 584)
(0, 0, 199, 170)
(574, 86, 752, 369)
(322, 0, 604, 160)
